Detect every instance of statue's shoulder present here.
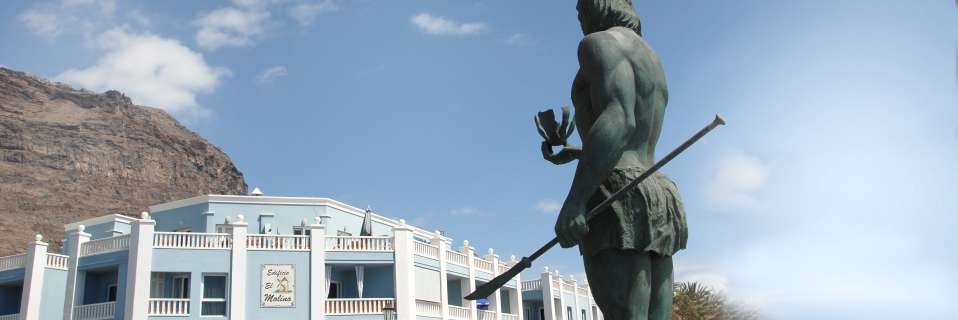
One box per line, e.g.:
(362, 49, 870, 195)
(577, 28, 650, 72)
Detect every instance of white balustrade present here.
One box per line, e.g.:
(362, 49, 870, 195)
(577, 287, 590, 296)
(501, 313, 521, 320)
(46, 253, 69, 270)
(74, 301, 116, 320)
(0, 313, 19, 320)
(552, 279, 561, 290)
(325, 236, 393, 251)
(521, 279, 542, 291)
(153, 232, 231, 249)
(80, 234, 130, 256)
(414, 241, 440, 259)
(449, 306, 471, 320)
(148, 298, 190, 316)
(325, 298, 394, 314)
(479, 310, 498, 320)
(474, 257, 494, 273)
(446, 250, 468, 266)
(247, 234, 310, 251)
(0, 254, 25, 272)
(415, 299, 441, 317)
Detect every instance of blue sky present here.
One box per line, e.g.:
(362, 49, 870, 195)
(2, 0, 956, 318)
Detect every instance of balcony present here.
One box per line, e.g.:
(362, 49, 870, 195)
(479, 310, 497, 320)
(325, 236, 393, 251)
(415, 299, 441, 318)
(154, 232, 231, 249)
(0, 254, 25, 272)
(74, 301, 116, 320)
(148, 298, 190, 316)
(325, 298, 395, 315)
(247, 234, 310, 251)
(80, 235, 131, 257)
(449, 305, 470, 320)
(0, 314, 19, 320)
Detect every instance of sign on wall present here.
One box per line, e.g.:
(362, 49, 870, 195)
(261, 264, 295, 307)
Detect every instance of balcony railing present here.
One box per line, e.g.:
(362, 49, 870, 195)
(414, 241, 440, 259)
(247, 235, 310, 251)
(446, 250, 468, 266)
(148, 298, 190, 316)
(416, 299, 441, 317)
(0, 313, 19, 320)
(474, 257, 494, 273)
(80, 234, 130, 256)
(449, 305, 470, 320)
(74, 301, 116, 320)
(479, 310, 497, 320)
(46, 253, 69, 270)
(521, 279, 541, 291)
(0, 254, 25, 272)
(501, 313, 521, 320)
(325, 298, 394, 315)
(325, 236, 393, 252)
(154, 232, 231, 249)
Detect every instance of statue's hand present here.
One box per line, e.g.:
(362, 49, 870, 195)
(541, 142, 581, 165)
(555, 200, 588, 248)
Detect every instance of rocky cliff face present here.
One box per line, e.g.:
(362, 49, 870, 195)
(0, 67, 247, 255)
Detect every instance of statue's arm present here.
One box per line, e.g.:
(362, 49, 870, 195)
(555, 35, 638, 247)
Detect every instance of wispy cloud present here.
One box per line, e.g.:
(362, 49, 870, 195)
(449, 207, 481, 216)
(505, 33, 532, 46)
(410, 13, 487, 36)
(535, 199, 562, 214)
(256, 66, 288, 83)
(705, 151, 769, 211)
(17, 0, 117, 40)
(289, 0, 337, 26)
(194, 1, 271, 51)
(56, 28, 229, 118)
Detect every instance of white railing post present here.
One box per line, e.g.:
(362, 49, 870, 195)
(508, 256, 523, 319)
(20, 234, 48, 320)
(123, 212, 155, 320)
(307, 217, 327, 320)
(229, 215, 249, 320)
(63, 226, 90, 320)
(460, 241, 477, 320)
(541, 268, 557, 320)
(556, 270, 566, 320)
(429, 231, 450, 320)
(392, 220, 416, 320)
(484, 249, 501, 320)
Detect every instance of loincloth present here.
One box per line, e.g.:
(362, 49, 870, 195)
(579, 166, 688, 257)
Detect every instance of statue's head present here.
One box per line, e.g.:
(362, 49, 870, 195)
(576, 0, 642, 36)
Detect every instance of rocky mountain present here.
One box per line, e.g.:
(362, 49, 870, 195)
(0, 67, 247, 255)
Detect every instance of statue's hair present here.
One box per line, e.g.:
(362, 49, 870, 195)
(577, 0, 642, 36)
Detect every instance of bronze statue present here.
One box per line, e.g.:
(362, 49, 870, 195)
(541, 1, 687, 319)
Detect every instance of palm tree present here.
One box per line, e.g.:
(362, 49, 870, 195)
(672, 282, 758, 320)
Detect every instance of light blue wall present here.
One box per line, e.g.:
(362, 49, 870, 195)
(522, 290, 543, 301)
(40, 268, 67, 320)
(326, 252, 394, 264)
(152, 203, 209, 232)
(246, 251, 310, 319)
(82, 220, 132, 240)
(328, 315, 389, 320)
(152, 249, 230, 272)
(206, 202, 394, 236)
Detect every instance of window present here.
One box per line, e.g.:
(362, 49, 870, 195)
(327, 281, 340, 298)
(567, 307, 574, 320)
(539, 308, 545, 320)
(215, 224, 230, 234)
(582, 309, 588, 320)
(202, 274, 228, 316)
(107, 284, 118, 302)
(172, 275, 190, 299)
(150, 273, 165, 298)
(292, 226, 311, 236)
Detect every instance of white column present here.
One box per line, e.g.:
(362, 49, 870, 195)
(556, 271, 566, 320)
(307, 217, 327, 320)
(62, 227, 90, 320)
(229, 215, 249, 320)
(20, 234, 48, 320)
(569, 276, 579, 320)
(484, 249, 501, 319)
(540, 268, 556, 320)
(508, 256, 523, 318)
(123, 212, 155, 320)
(392, 220, 416, 320)
(430, 231, 450, 320)
(459, 241, 477, 320)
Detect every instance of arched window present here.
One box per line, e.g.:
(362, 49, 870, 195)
(567, 307, 574, 320)
(581, 309, 587, 320)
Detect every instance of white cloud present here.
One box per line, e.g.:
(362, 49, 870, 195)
(17, 0, 116, 40)
(705, 151, 768, 210)
(505, 33, 532, 46)
(56, 28, 229, 117)
(410, 13, 487, 36)
(195, 5, 270, 51)
(289, 0, 337, 26)
(257, 66, 288, 83)
(535, 199, 562, 214)
(450, 207, 480, 216)
(675, 264, 730, 294)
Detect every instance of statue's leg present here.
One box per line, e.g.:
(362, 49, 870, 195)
(583, 249, 652, 320)
(647, 253, 673, 320)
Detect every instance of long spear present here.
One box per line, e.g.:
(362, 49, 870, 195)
(465, 114, 726, 300)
